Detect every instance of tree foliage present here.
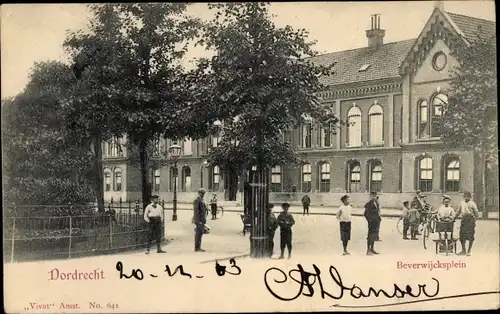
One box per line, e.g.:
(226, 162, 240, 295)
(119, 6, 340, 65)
(441, 35, 497, 217)
(63, 3, 216, 207)
(442, 36, 497, 165)
(2, 61, 94, 205)
(201, 3, 339, 170)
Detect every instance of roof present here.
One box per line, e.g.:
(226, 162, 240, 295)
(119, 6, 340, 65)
(446, 12, 496, 42)
(309, 39, 416, 86)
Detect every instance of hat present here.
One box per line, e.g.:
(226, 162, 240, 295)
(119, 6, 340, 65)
(281, 202, 290, 208)
(266, 203, 274, 209)
(463, 191, 472, 198)
(442, 194, 450, 200)
(198, 188, 206, 194)
(416, 190, 422, 194)
(150, 195, 159, 199)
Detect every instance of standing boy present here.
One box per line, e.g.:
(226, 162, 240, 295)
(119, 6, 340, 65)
(144, 195, 166, 254)
(266, 203, 278, 257)
(336, 195, 352, 255)
(455, 191, 480, 256)
(277, 202, 295, 259)
(402, 201, 411, 240)
(301, 194, 311, 216)
(364, 192, 381, 255)
(210, 193, 218, 220)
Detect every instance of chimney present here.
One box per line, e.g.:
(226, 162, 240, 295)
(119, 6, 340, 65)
(366, 14, 385, 48)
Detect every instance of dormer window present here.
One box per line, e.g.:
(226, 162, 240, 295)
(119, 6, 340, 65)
(359, 64, 371, 72)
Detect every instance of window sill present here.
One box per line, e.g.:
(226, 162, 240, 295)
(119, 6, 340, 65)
(367, 144, 384, 148)
(415, 138, 442, 143)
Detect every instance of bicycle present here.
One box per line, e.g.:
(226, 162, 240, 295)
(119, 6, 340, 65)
(205, 205, 224, 219)
(420, 209, 438, 250)
(396, 206, 437, 249)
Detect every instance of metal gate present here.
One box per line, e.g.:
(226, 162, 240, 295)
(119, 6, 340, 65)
(244, 168, 270, 258)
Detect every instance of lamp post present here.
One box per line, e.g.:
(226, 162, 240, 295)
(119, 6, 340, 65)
(169, 144, 181, 221)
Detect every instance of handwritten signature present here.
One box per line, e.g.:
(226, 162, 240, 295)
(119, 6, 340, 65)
(264, 264, 440, 301)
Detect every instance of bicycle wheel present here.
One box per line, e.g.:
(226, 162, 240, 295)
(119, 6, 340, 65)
(422, 223, 430, 249)
(396, 217, 404, 235)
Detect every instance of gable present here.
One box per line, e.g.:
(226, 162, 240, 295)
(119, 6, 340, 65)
(399, 8, 466, 77)
(413, 39, 458, 83)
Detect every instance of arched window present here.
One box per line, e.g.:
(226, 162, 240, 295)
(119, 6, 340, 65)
(106, 137, 122, 157)
(114, 168, 122, 191)
(418, 157, 433, 192)
(301, 163, 312, 192)
(104, 168, 112, 191)
(302, 123, 313, 148)
(152, 135, 163, 157)
(212, 166, 220, 191)
(368, 160, 382, 192)
(347, 106, 362, 147)
(271, 165, 282, 192)
(183, 138, 192, 155)
(212, 135, 221, 148)
(182, 167, 192, 192)
(150, 169, 160, 192)
(418, 100, 430, 138)
(319, 163, 330, 192)
(319, 124, 332, 147)
(348, 161, 361, 192)
(169, 167, 178, 192)
(368, 104, 383, 146)
(431, 93, 447, 138)
(444, 158, 460, 192)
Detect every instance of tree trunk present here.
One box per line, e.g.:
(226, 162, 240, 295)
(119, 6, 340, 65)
(479, 149, 488, 219)
(139, 138, 151, 212)
(92, 134, 105, 213)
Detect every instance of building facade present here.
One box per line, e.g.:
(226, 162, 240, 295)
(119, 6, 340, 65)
(103, 4, 498, 209)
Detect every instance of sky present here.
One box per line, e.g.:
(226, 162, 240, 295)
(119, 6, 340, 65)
(1, 1, 495, 99)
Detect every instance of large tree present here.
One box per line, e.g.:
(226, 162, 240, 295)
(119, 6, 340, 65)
(200, 3, 339, 256)
(441, 35, 497, 218)
(63, 4, 131, 212)
(202, 3, 338, 170)
(65, 3, 216, 209)
(2, 61, 94, 205)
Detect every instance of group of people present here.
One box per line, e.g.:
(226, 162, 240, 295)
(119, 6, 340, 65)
(332, 192, 382, 256)
(401, 190, 481, 255)
(142, 188, 481, 257)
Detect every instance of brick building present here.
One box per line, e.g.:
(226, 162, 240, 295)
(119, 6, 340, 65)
(103, 4, 498, 209)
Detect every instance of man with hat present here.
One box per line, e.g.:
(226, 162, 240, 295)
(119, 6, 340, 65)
(143, 195, 166, 254)
(364, 192, 381, 255)
(266, 203, 278, 257)
(193, 188, 207, 252)
(455, 191, 480, 256)
(277, 202, 295, 259)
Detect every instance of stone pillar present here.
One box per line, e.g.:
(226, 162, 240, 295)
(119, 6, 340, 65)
(388, 94, 394, 147)
(311, 162, 318, 193)
(335, 99, 341, 149)
(360, 161, 368, 193)
(402, 76, 411, 144)
(433, 154, 442, 193)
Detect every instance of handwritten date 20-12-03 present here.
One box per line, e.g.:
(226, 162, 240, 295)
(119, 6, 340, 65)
(115, 258, 241, 280)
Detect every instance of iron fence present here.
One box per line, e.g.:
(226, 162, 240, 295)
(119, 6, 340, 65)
(3, 211, 165, 263)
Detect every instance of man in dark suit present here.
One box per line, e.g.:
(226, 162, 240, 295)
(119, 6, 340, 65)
(193, 188, 207, 252)
(364, 192, 381, 255)
(411, 190, 426, 235)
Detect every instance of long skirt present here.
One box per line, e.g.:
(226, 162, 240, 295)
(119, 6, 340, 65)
(459, 215, 476, 241)
(339, 221, 351, 241)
